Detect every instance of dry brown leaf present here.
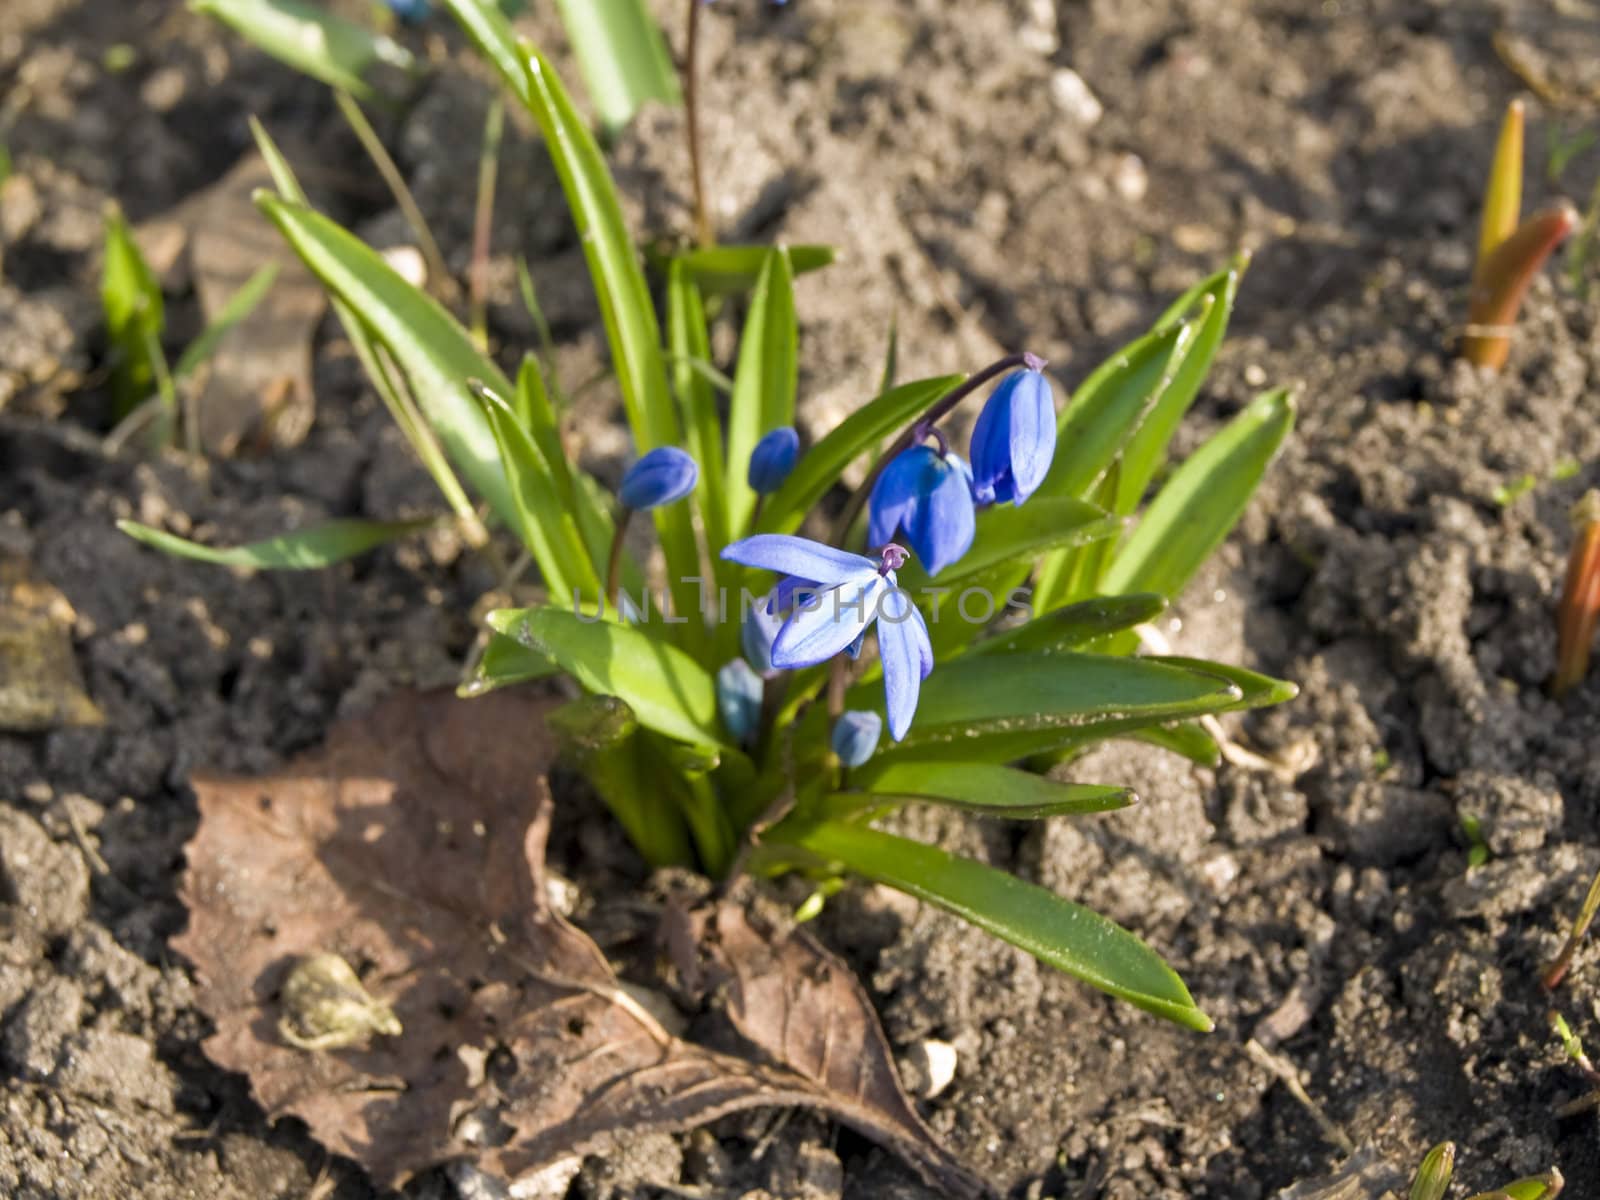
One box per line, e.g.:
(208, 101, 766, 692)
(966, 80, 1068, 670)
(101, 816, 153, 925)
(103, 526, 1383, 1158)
(0, 558, 102, 731)
(668, 899, 986, 1197)
(176, 690, 984, 1193)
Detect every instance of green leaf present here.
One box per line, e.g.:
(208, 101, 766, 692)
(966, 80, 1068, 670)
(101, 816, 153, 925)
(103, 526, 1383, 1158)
(669, 243, 835, 297)
(490, 606, 727, 750)
(1102, 388, 1295, 601)
(896, 496, 1119, 593)
(458, 631, 557, 697)
(256, 195, 521, 529)
(667, 261, 728, 558)
(1039, 319, 1194, 503)
(973, 593, 1167, 656)
(473, 381, 600, 595)
(756, 374, 965, 534)
(1116, 259, 1244, 513)
(1410, 1143, 1455, 1200)
(172, 264, 279, 381)
(551, 0, 680, 134)
(1125, 721, 1221, 766)
(1488, 1172, 1565, 1200)
(190, 0, 413, 100)
(777, 819, 1212, 1030)
(101, 203, 165, 418)
(438, 0, 533, 109)
(725, 248, 798, 536)
(518, 43, 702, 645)
(847, 762, 1134, 819)
(117, 516, 430, 569)
(876, 652, 1241, 763)
(1144, 656, 1298, 709)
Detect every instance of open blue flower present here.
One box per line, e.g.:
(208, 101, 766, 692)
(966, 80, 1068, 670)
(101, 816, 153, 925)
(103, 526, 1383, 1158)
(721, 535, 933, 740)
(970, 368, 1056, 506)
(868, 446, 975, 575)
(748, 426, 800, 494)
(619, 446, 698, 510)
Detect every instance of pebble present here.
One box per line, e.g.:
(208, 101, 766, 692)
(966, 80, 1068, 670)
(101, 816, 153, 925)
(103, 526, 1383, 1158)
(900, 1038, 958, 1098)
(1050, 68, 1103, 126)
(1111, 153, 1149, 203)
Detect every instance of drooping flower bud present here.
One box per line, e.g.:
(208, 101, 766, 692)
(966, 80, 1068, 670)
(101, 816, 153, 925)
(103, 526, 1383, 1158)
(619, 446, 698, 510)
(868, 446, 975, 576)
(716, 658, 764, 743)
(830, 710, 883, 767)
(969, 368, 1056, 506)
(748, 426, 800, 495)
(741, 603, 783, 676)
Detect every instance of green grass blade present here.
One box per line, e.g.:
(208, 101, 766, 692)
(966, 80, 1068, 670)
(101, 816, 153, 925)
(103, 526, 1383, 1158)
(101, 202, 165, 418)
(439, 0, 533, 108)
(1144, 656, 1298, 708)
(1116, 259, 1245, 513)
(895, 497, 1118, 593)
(489, 606, 728, 750)
(1103, 388, 1295, 601)
(458, 632, 557, 697)
(257, 194, 520, 529)
(668, 261, 728, 554)
(725, 248, 797, 536)
(173, 264, 279, 381)
(779, 819, 1212, 1030)
(756, 374, 965, 534)
(972, 593, 1167, 656)
(551, 0, 680, 135)
(190, 0, 413, 100)
(848, 762, 1134, 819)
(118, 516, 430, 569)
(669, 243, 835, 296)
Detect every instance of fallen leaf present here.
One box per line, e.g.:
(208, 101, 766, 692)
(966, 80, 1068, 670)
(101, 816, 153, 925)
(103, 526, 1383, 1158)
(0, 558, 102, 731)
(176, 690, 985, 1193)
(667, 897, 985, 1197)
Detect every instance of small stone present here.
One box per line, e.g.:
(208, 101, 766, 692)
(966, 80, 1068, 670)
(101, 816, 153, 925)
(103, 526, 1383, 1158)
(1244, 363, 1268, 387)
(1172, 223, 1223, 254)
(1050, 68, 1103, 126)
(381, 244, 428, 289)
(899, 1038, 957, 1098)
(1111, 153, 1148, 203)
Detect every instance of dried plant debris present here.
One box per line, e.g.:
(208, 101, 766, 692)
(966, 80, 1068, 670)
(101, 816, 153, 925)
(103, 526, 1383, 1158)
(177, 690, 983, 1194)
(0, 558, 102, 731)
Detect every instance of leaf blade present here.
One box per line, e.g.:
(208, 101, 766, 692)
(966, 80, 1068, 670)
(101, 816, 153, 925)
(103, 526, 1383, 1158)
(725, 248, 798, 536)
(118, 517, 430, 570)
(551, 0, 680, 134)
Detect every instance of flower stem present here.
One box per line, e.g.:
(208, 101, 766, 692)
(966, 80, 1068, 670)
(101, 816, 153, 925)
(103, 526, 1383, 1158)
(684, 0, 713, 247)
(607, 507, 635, 611)
(830, 350, 1041, 545)
(468, 98, 505, 352)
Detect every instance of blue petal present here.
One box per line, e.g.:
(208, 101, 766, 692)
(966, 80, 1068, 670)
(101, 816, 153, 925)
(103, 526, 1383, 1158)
(830, 710, 882, 767)
(716, 659, 764, 741)
(771, 576, 886, 669)
(908, 454, 975, 575)
(748, 426, 801, 494)
(844, 629, 867, 659)
(619, 446, 698, 509)
(768, 575, 819, 614)
(1007, 370, 1056, 503)
(721, 534, 877, 586)
(868, 448, 926, 549)
(969, 371, 1017, 501)
(876, 587, 929, 740)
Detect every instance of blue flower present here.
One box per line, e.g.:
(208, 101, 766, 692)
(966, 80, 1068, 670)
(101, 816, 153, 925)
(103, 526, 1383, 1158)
(721, 535, 933, 740)
(716, 658, 764, 743)
(383, 0, 431, 21)
(969, 368, 1056, 506)
(831, 710, 882, 767)
(868, 446, 975, 575)
(748, 426, 800, 494)
(619, 447, 698, 510)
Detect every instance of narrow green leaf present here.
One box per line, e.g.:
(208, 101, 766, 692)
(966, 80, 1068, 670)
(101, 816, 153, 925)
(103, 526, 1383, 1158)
(669, 243, 835, 297)
(1124, 721, 1221, 766)
(458, 631, 557, 697)
(1103, 388, 1295, 601)
(973, 593, 1167, 656)
(190, 0, 413, 99)
(172, 264, 279, 381)
(518, 44, 702, 644)
(668, 261, 728, 556)
(1145, 656, 1298, 709)
(1117, 260, 1244, 513)
(725, 248, 797, 536)
(1040, 319, 1194, 503)
(756, 374, 965, 534)
(1034, 461, 1123, 611)
(896, 497, 1119, 594)
(1489, 1170, 1564, 1200)
(257, 195, 521, 529)
(473, 382, 600, 595)
(490, 606, 727, 750)
(778, 820, 1212, 1030)
(1411, 1143, 1455, 1200)
(848, 762, 1134, 819)
(101, 203, 165, 418)
(118, 516, 429, 569)
(551, 0, 679, 134)
(440, 0, 533, 108)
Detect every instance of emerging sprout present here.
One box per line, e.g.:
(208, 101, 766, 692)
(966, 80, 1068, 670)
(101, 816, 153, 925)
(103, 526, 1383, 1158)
(1461, 98, 1579, 370)
(1551, 489, 1600, 699)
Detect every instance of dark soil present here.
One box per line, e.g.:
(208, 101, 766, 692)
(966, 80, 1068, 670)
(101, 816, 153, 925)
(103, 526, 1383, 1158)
(5, 0, 1600, 1197)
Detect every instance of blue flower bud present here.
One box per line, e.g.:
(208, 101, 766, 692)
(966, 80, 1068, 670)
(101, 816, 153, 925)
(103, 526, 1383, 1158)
(619, 446, 698, 510)
(868, 446, 976, 576)
(716, 658, 764, 743)
(741, 604, 783, 676)
(969, 368, 1056, 507)
(383, 0, 431, 21)
(748, 426, 800, 495)
(830, 710, 882, 767)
